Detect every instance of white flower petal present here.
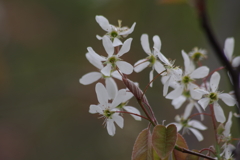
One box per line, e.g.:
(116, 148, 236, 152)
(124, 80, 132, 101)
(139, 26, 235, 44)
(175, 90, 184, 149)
(119, 22, 136, 35)
(102, 36, 114, 56)
(149, 70, 153, 87)
(194, 102, 204, 121)
(190, 66, 209, 79)
(80, 72, 102, 85)
(140, 34, 151, 55)
(95, 15, 111, 32)
(189, 128, 204, 141)
(198, 98, 210, 110)
(111, 89, 126, 108)
(163, 76, 171, 96)
(96, 35, 102, 40)
(183, 102, 194, 119)
(87, 47, 106, 61)
(101, 63, 112, 76)
(154, 61, 165, 73)
(166, 86, 184, 99)
(219, 93, 236, 106)
(232, 56, 240, 68)
(214, 102, 226, 123)
(210, 72, 220, 92)
(95, 83, 109, 107)
(189, 120, 207, 130)
(171, 96, 186, 109)
(224, 37, 234, 61)
(223, 112, 232, 137)
(105, 78, 118, 100)
(107, 119, 115, 136)
(89, 104, 102, 114)
(124, 106, 141, 121)
(111, 71, 122, 80)
(194, 88, 209, 95)
(122, 91, 133, 102)
(117, 38, 133, 57)
(153, 35, 161, 51)
(86, 52, 103, 69)
(134, 59, 150, 73)
(181, 50, 191, 74)
(112, 38, 123, 47)
(116, 61, 133, 75)
(156, 51, 170, 66)
(189, 83, 203, 100)
(112, 114, 124, 128)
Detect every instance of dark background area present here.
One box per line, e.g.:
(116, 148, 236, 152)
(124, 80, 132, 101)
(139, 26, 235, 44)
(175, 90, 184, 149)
(0, 0, 239, 159)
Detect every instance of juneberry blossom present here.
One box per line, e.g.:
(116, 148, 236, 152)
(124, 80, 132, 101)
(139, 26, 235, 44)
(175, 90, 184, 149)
(95, 15, 136, 46)
(88, 35, 133, 77)
(196, 72, 236, 123)
(89, 83, 126, 136)
(166, 50, 209, 100)
(114, 89, 142, 121)
(134, 34, 165, 87)
(188, 47, 207, 62)
(154, 49, 182, 96)
(171, 114, 207, 141)
(224, 37, 240, 68)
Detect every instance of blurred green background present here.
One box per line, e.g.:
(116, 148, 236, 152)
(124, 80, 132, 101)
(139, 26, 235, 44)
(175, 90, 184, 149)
(0, 0, 240, 159)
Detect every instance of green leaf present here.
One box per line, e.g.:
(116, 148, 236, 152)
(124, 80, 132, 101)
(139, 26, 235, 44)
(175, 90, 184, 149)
(152, 124, 177, 159)
(172, 133, 189, 160)
(132, 128, 153, 160)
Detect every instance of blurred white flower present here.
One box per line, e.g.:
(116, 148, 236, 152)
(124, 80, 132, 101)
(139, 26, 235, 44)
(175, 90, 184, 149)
(171, 114, 207, 141)
(188, 47, 207, 62)
(96, 15, 136, 46)
(134, 34, 165, 87)
(224, 37, 240, 68)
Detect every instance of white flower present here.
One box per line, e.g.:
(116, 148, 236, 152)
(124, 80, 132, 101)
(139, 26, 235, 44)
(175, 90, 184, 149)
(224, 37, 240, 67)
(134, 34, 165, 87)
(154, 49, 182, 96)
(166, 50, 209, 100)
(171, 114, 207, 141)
(89, 83, 126, 136)
(88, 35, 133, 77)
(113, 88, 142, 121)
(95, 15, 136, 47)
(196, 72, 236, 123)
(188, 47, 207, 62)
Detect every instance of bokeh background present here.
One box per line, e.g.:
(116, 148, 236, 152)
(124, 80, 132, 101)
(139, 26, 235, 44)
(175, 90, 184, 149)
(0, 0, 240, 160)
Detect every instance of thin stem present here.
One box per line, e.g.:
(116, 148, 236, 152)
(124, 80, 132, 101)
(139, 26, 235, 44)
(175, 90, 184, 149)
(137, 100, 156, 126)
(174, 146, 215, 160)
(199, 148, 216, 156)
(115, 111, 150, 121)
(188, 112, 211, 119)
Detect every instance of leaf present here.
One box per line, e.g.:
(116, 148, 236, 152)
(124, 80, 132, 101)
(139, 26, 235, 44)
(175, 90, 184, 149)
(152, 124, 177, 159)
(172, 133, 189, 160)
(132, 128, 153, 160)
(186, 149, 200, 160)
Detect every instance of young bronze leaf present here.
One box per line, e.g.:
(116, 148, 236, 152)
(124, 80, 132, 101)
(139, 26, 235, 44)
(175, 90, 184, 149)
(132, 128, 153, 160)
(172, 133, 189, 160)
(152, 124, 177, 159)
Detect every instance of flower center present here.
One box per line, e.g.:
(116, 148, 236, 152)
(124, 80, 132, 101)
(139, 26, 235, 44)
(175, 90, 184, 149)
(108, 56, 118, 66)
(110, 31, 118, 38)
(183, 90, 191, 98)
(182, 75, 192, 85)
(148, 54, 156, 65)
(103, 109, 115, 119)
(209, 92, 218, 103)
(180, 118, 189, 127)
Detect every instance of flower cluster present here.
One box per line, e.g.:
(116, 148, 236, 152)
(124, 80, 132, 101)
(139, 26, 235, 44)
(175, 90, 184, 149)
(80, 15, 239, 159)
